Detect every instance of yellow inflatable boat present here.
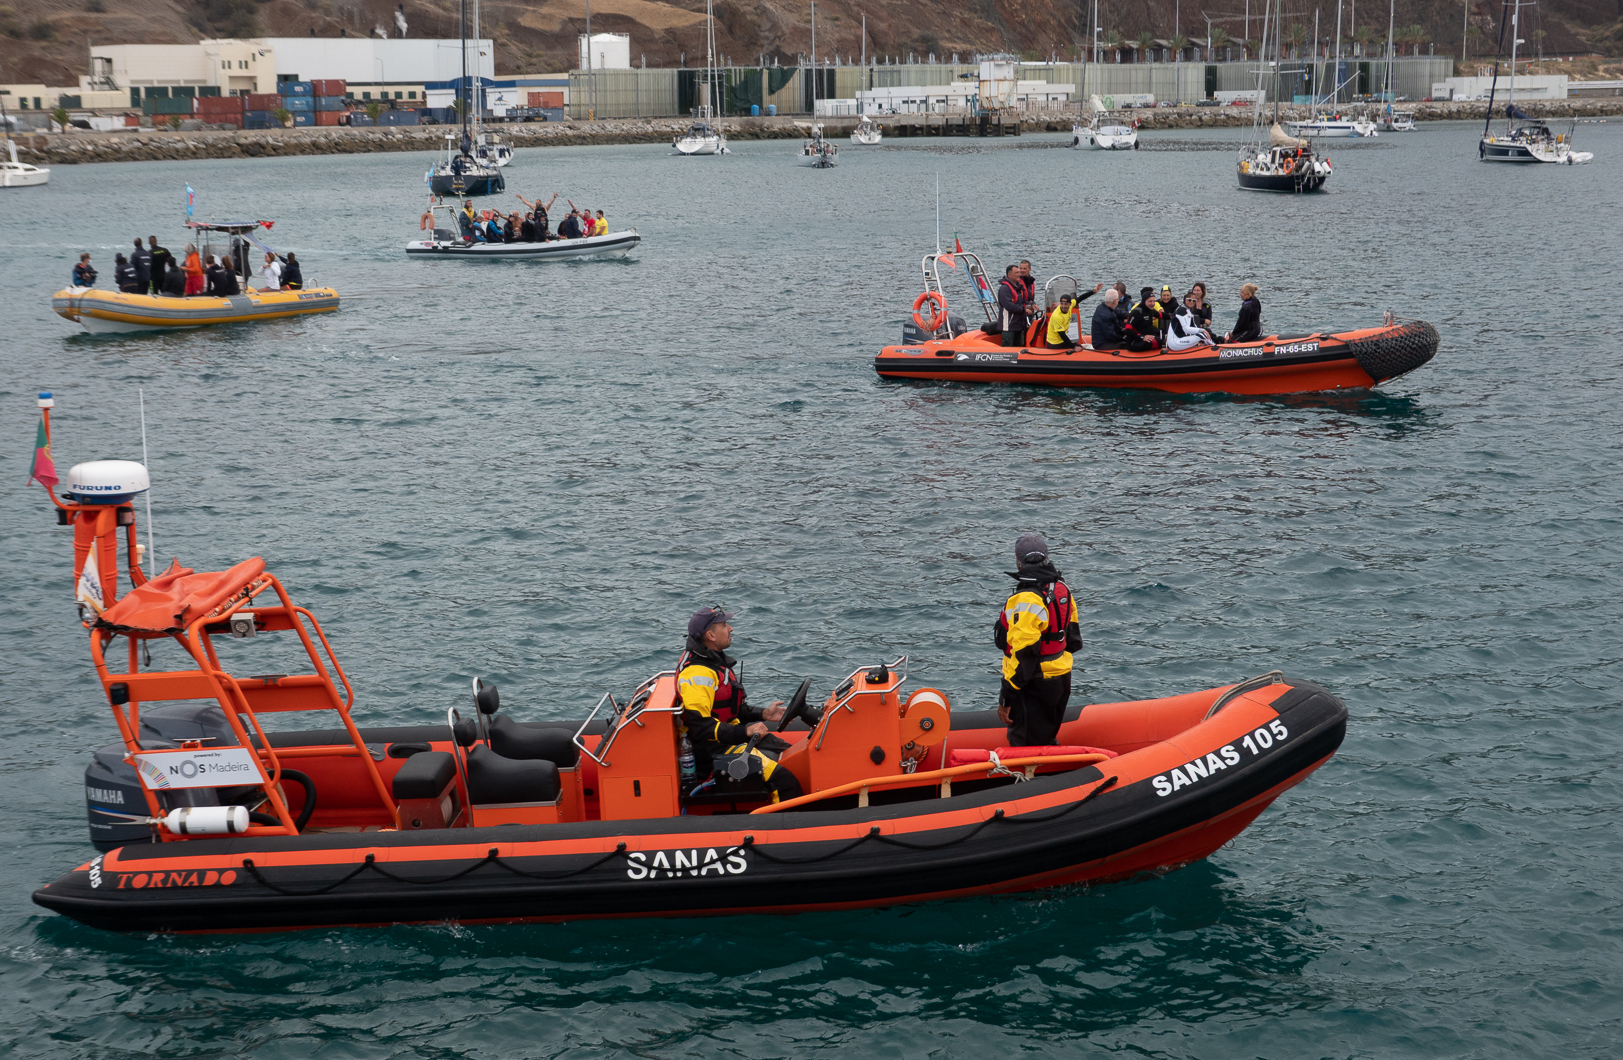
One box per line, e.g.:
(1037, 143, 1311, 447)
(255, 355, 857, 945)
(53, 217, 339, 334)
(53, 286, 340, 334)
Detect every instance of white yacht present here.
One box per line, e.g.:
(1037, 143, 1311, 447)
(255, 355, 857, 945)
(850, 116, 882, 145)
(1479, 0, 1592, 164)
(673, 0, 729, 156)
(2, 138, 48, 187)
(797, 123, 839, 167)
(1383, 108, 1416, 131)
(1285, 114, 1379, 138)
(1071, 96, 1137, 150)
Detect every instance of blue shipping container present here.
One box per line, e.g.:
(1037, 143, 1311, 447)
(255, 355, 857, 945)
(244, 112, 276, 129)
(315, 96, 346, 112)
(279, 81, 314, 96)
(348, 114, 374, 126)
(377, 110, 420, 126)
(292, 112, 314, 126)
(284, 96, 315, 112)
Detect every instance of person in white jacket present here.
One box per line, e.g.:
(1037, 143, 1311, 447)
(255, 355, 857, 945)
(255, 251, 283, 292)
(1165, 290, 1216, 351)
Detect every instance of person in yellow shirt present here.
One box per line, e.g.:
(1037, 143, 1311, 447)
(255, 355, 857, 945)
(592, 210, 608, 235)
(677, 606, 802, 802)
(994, 534, 1083, 746)
(1043, 284, 1105, 349)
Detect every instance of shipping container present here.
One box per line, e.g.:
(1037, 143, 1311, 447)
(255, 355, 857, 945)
(142, 97, 194, 116)
(284, 96, 315, 112)
(311, 79, 347, 97)
(527, 91, 565, 109)
(279, 81, 314, 96)
(292, 112, 314, 126)
(377, 109, 420, 126)
(244, 112, 277, 130)
(196, 97, 245, 114)
(418, 107, 456, 124)
(348, 113, 373, 126)
(314, 110, 342, 126)
(315, 96, 347, 112)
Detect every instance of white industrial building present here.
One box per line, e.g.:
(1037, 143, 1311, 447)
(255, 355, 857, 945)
(578, 33, 632, 71)
(855, 80, 1072, 114)
(86, 38, 493, 99)
(1431, 74, 1568, 100)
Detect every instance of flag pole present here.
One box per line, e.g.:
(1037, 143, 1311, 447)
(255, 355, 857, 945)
(935, 171, 941, 253)
(139, 388, 154, 577)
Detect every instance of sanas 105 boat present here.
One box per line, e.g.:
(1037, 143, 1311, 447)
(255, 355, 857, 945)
(53, 218, 338, 334)
(876, 249, 1437, 395)
(28, 398, 1345, 933)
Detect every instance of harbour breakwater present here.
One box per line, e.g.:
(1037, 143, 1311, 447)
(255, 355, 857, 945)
(14, 99, 1619, 166)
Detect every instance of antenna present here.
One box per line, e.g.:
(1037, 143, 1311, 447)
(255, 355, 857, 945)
(139, 388, 154, 577)
(935, 172, 941, 253)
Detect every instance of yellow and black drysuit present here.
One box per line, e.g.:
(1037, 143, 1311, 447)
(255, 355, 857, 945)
(676, 638, 803, 803)
(995, 559, 1084, 746)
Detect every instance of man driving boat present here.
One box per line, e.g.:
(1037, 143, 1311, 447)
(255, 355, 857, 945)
(677, 606, 804, 803)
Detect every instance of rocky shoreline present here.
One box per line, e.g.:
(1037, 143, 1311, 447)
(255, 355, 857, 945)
(13, 98, 1619, 166)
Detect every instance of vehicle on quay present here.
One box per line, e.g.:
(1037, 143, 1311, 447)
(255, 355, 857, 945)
(53, 218, 338, 334)
(25, 399, 1345, 933)
(876, 248, 1437, 395)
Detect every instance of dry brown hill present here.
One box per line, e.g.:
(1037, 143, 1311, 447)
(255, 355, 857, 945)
(3, 0, 1618, 89)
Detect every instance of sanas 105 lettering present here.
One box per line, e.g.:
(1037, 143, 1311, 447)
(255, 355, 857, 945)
(1152, 719, 1289, 796)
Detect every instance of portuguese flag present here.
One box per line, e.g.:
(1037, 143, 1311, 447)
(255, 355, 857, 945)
(29, 413, 57, 489)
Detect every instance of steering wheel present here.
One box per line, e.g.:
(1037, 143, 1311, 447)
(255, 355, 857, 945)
(777, 678, 813, 733)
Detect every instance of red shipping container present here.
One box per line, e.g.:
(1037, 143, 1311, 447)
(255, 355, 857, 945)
(528, 91, 564, 108)
(311, 79, 347, 96)
(247, 93, 282, 111)
(197, 96, 245, 113)
(314, 109, 342, 126)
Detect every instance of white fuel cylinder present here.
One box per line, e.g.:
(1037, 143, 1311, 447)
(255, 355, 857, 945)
(67, 460, 150, 505)
(162, 805, 250, 835)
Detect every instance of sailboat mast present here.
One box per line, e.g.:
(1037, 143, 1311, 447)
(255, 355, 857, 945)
(459, 0, 468, 137)
(1384, 0, 1396, 103)
(1332, 0, 1343, 106)
(1506, 0, 1519, 116)
(1272, 0, 1282, 124)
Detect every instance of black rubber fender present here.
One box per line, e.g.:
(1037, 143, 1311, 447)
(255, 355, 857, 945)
(1348, 320, 1440, 383)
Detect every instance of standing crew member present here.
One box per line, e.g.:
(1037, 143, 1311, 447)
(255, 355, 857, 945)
(997, 265, 1032, 347)
(130, 237, 152, 293)
(994, 534, 1083, 747)
(677, 607, 803, 803)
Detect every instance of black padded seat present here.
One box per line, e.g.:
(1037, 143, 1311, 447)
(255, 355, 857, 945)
(392, 751, 457, 800)
(465, 744, 560, 804)
(487, 715, 579, 766)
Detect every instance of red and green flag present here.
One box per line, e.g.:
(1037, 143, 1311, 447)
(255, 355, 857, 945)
(29, 409, 57, 489)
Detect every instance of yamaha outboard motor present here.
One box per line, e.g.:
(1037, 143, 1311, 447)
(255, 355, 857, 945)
(901, 312, 969, 345)
(84, 702, 247, 851)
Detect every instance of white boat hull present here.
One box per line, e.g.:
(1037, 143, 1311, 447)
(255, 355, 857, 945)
(405, 229, 641, 260)
(1, 163, 49, 187)
(1285, 120, 1378, 138)
(673, 138, 728, 155)
(1071, 124, 1137, 150)
(1479, 137, 1592, 164)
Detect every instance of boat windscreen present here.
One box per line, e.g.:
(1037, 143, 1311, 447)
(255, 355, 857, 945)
(185, 220, 268, 234)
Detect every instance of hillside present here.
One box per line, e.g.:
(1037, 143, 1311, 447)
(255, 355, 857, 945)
(3, 0, 1619, 88)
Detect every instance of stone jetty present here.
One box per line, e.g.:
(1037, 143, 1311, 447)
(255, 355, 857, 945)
(13, 99, 1618, 167)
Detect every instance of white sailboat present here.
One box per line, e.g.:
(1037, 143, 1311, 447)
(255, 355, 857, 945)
(1479, 0, 1591, 163)
(797, 3, 838, 167)
(1379, 0, 1417, 131)
(1285, 0, 1377, 138)
(1237, 0, 1331, 192)
(1071, 95, 1138, 149)
(672, 0, 729, 155)
(425, 0, 505, 195)
(850, 116, 882, 144)
(2, 134, 48, 187)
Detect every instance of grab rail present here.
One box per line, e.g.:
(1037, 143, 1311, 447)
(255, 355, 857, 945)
(1203, 670, 1284, 720)
(816, 655, 909, 751)
(752, 753, 1110, 813)
(572, 670, 676, 768)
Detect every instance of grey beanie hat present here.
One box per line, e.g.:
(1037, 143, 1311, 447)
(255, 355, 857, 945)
(1014, 533, 1049, 564)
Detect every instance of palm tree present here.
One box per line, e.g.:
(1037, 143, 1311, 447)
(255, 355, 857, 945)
(1402, 24, 1428, 55)
(1103, 30, 1124, 63)
(1244, 38, 1261, 61)
(1134, 31, 1154, 63)
(1351, 25, 1376, 57)
(1209, 26, 1231, 61)
(1169, 33, 1189, 62)
(1284, 23, 1308, 59)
